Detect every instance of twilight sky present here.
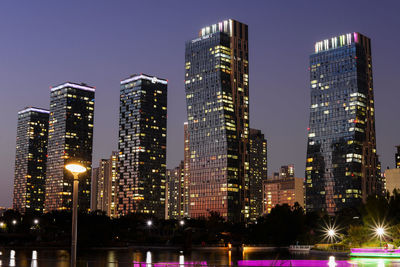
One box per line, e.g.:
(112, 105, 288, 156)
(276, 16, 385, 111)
(0, 1, 399, 207)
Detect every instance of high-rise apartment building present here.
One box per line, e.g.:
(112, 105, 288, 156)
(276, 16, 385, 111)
(249, 128, 267, 221)
(306, 33, 382, 214)
(166, 161, 185, 219)
(118, 74, 167, 218)
(263, 177, 304, 214)
(45, 82, 95, 212)
(91, 151, 119, 217)
(185, 19, 249, 222)
(396, 146, 400, 169)
(279, 165, 294, 178)
(183, 122, 190, 217)
(13, 107, 49, 213)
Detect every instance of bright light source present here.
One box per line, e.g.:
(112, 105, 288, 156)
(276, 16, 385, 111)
(147, 220, 153, 226)
(321, 222, 339, 243)
(0, 222, 4, 228)
(34, 219, 39, 225)
(65, 163, 86, 174)
(376, 227, 384, 237)
(179, 220, 185, 226)
(12, 220, 17, 225)
(328, 229, 335, 237)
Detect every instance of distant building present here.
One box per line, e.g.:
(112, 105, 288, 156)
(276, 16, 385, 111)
(305, 33, 382, 214)
(185, 19, 249, 222)
(166, 161, 185, 219)
(249, 129, 267, 221)
(279, 164, 294, 178)
(396, 146, 400, 169)
(91, 152, 119, 217)
(13, 107, 49, 213)
(118, 74, 167, 218)
(273, 172, 279, 179)
(183, 122, 190, 217)
(385, 169, 400, 195)
(45, 82, 95, 212)
(263, 177, 304, 214)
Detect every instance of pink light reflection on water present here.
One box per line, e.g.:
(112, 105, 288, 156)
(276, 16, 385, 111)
(238, 259, 350, 266)
(133, 261, 208, 267)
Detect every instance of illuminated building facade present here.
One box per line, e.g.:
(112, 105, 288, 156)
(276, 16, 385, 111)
(183, 122, 190, 217)
(91, 151, 119, 217)
(306, 33, 382, 214)
(279, 165, 294, 178)
(249, 128, 267, 221)
(166, 161, 185, 219)
(13, 107, 49, 213)
(118, 74, 167, 218)
(185, 19, 249, 222)
(396, 146, 400, 169)
(45, 82, 95, 212)
(263, 177, 304, 214)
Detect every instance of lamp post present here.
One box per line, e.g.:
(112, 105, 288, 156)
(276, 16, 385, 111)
(65, 163, 86, 267)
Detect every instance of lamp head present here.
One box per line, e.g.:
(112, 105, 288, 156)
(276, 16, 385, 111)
(65, 163, 86, 176)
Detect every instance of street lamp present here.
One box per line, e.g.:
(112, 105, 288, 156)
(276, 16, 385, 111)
(179, 220, 185, 226)
(33, 219, 39, 225)
(147, 220, 153, 227)
(12, 220, 17, 225)
(65, 163, 86, 267)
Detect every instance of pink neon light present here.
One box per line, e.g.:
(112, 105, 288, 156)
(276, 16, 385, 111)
(238, 260, 349, 266)
(354, 32, 359, 43)
(351, 248, 400, 254)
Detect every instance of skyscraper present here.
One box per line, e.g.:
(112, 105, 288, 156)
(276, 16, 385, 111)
(118, 74, 167, 218)
(396, 146, 400, 169)
(249, 128, 267, 221)
(91, 151, 119, 217)
(185, 19, 249, 222)
(279, 164, 295, 178)
(45, 82, 95, 212)
(306, 33, 382, 214)
(166, 161, 185, 219)
(183, 122, 190, 218)
(13, 107, 49, 213)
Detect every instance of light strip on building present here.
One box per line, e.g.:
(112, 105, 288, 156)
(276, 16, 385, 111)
(51, 82, 95, 92)
(18, 107, 50, 114)
(120, 74, 168, 85)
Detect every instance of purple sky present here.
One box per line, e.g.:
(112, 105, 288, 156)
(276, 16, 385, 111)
(0, 1, 399, 207)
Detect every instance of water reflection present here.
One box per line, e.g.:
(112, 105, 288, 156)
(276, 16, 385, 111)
(146, 251, 151, 267)
(4, 248, 400, 266)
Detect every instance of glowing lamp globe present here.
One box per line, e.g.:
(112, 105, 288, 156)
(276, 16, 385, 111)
(65, 164, 86, 175)
(376, 227, 384, 236)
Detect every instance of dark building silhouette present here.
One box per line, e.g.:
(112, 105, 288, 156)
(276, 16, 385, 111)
(249, 128, 267, 221)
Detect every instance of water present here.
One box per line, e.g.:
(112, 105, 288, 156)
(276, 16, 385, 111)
(0, 248, 400, 266)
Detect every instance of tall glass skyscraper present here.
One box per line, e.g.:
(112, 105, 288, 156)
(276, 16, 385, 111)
(45, 82, 95, 212)
(185, 19, 249, 222)
(118, 74, 167, 218)
(306, 33, 382, 214)
(13, 107, 49, 213)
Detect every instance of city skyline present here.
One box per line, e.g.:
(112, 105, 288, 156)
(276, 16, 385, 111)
(1, 1, 400, 207)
